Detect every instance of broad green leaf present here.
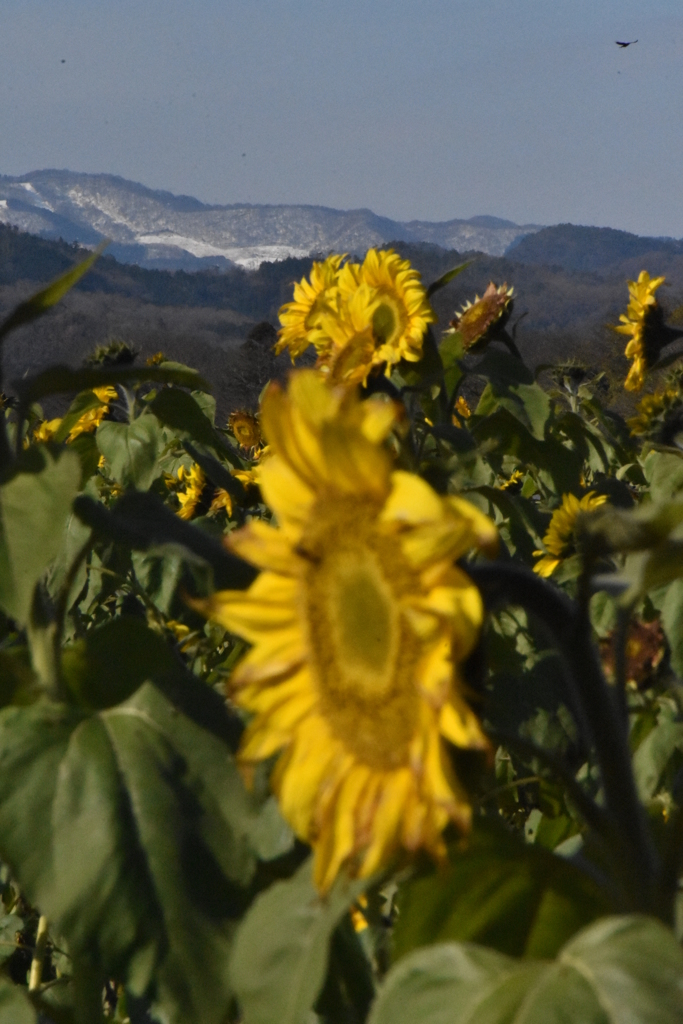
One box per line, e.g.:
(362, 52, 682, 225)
(73, 491, 255, 590)
(0, 243, 106, 345)
(0, 980, 37, 1024)
(0, 683, 270, 1024)
(61, 616, 176, 709)
(370, 916, 683, 1024)
(509, 383, 551, 441)
(644, 451, 683, 503)
(149, 388, 238, 463)
(0, 450, 81, 625)
(13, 363, 209, 409)
(393, 819, 610, 961)
(471, 349, 534, 390)
(632, 710, 683, 801)
(230, 857, 367, 1024)
(96, 416, 164, 490)
(661, 578, 683, 677)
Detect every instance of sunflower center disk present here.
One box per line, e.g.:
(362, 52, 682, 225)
(304, 517, 420, 770)
(372, 297, 403, 348)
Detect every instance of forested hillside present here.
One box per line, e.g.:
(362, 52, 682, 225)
(3, 223, 683, 415)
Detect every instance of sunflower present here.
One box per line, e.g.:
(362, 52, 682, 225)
(195, 370, 497, 891)
(276, 254, 345, 359)
(175, 463, 206, 520)
(533, 492, 608, 578)
(614, 271, 666, 391)
(626, 384, 681, 437)
(228, 410, 262, 452)
(33, 417, 63, 443)
(68, 385, 119, 440)
(447, 283, 514, 351)
(208, 488, 233, 517)
(452, 396, 472, 425)
(277, 250, 435, 384)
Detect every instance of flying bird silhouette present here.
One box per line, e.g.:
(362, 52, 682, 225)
(616, 40, 637, 48)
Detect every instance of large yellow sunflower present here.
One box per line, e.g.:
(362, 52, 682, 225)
(67, 385, 119, 440)
(196, 370, 497, 891)
(276, 254, 345, 359)
(614, 271, 666, 391)
(533, 492, 608, 578)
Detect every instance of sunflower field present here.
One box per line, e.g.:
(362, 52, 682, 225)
(0, 246, 682, 1024)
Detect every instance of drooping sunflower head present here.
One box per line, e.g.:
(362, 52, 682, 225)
(174, 463, 207, 520)
(626, 382, 683, 440)
(195, 370, 498, 892)
(447, 282, 514, 351)
(614, 271, 667, 392)
(533, 491, 608, 578)
(228, 410, 262, 452)
(276, 254, 346, 359)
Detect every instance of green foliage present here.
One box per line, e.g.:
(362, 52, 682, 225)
(0, 253, 680, 1024)
(369, 917, 683, 1024)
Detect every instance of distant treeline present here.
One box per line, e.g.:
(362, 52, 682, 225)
(3, 222, 683, 415)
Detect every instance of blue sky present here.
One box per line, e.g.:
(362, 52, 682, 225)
(1, 0, 682, 235)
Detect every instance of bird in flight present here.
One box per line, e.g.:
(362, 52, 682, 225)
(616, 40, 637, 48)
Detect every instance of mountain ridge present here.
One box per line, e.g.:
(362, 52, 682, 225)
(0, 169, 542, 271)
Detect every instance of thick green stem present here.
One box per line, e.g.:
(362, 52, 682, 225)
(469, 561, 659, 912)
(28, 915, 49, 992)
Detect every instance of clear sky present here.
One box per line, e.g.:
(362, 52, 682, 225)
(1, 0, 682, 236)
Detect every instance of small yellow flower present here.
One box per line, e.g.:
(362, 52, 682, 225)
(208, 488, 233, 517)
(194, 370, 497, 892)
(276, 254, 345, 359)
(627, 384, 681, 437)
(68, 386, 118, 440)
(533, 492, 608, 577)
(33, 418, 63, 443)
(447, 283, 514, 351)
(228, 410, 262, 452)
(146, 351, 166, 365)
(453, 396, 472, 424)
(499, 469, 524, 492)
(614, 271, 666, 392)
(175, 463, 206, 520)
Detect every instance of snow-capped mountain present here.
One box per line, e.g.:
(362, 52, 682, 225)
(0, 170, 543, 271)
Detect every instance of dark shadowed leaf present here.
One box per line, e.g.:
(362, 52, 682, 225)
(426, 260, 472, 299)
(393, 818, 611, 961)
(149, 389, 239, 465)
(13, 364, 209, 408)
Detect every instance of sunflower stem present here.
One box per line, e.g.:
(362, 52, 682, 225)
(469, 561, 660, 913)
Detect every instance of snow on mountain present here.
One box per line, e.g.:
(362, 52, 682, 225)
(0, 169, 544, 271)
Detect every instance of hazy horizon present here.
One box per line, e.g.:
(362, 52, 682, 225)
(2, 1, 683, 237)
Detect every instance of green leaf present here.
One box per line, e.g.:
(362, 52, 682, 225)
(370, 916, 683, 1024)
(61, 616, 176, 710)
(149, 389, 238, 464)
(73, 491, 255, 590)
(393, 819, 610, 962)
(0, 450, 81, 625)
(0, 980, 37, 1024)
(509, 383, 552, 441)
(230, 857, 367, 1024)
(0, 243, 107, 345)
(96, 416, 164, 490)
(632, 711, 683, 801)
(426, 260, 472, 299)
(644, 451, 683, 503)
(0, 913, 24, 966)
(13, 364, 209, 409)
(661, 578, 683, 677)
(0, 683, 270, 1024)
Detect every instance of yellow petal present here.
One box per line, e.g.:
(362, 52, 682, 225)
(227, 519, 301, 575)
(381, 471, 445, 524)
(359, 770, 412, 877)
(258, 457, 316, 532)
